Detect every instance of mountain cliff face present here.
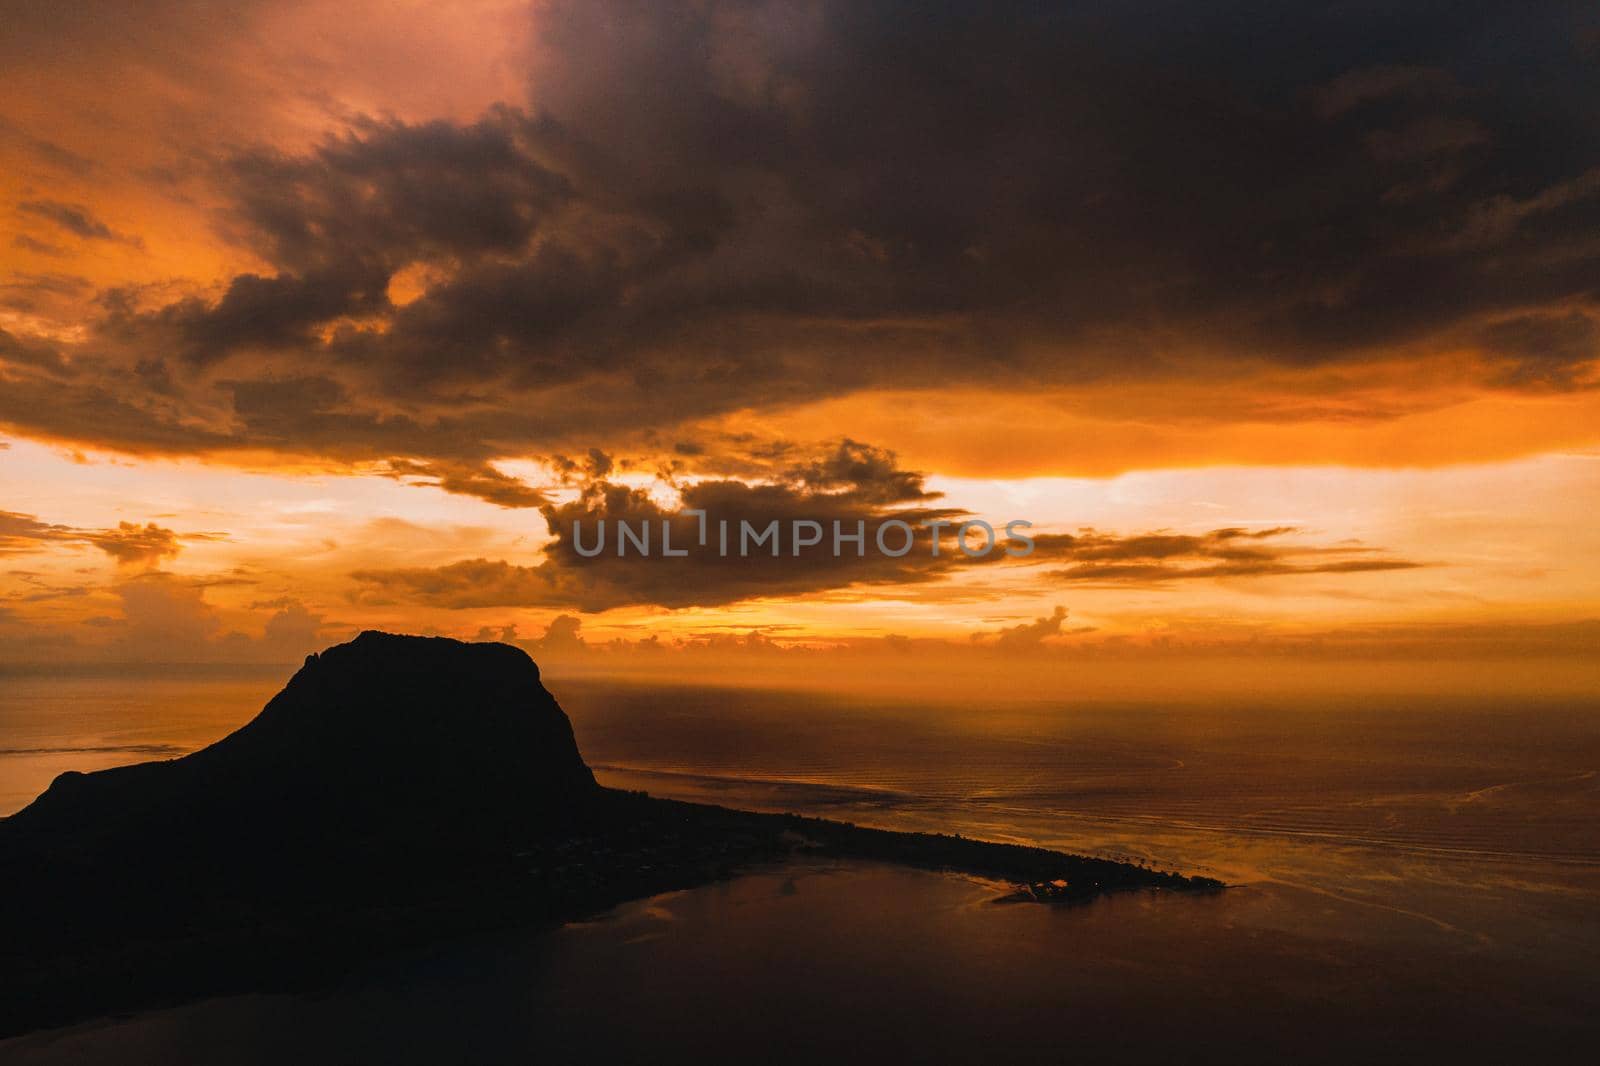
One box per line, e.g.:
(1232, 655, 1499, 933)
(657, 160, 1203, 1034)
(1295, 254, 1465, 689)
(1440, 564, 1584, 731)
(0, 633, 620, 1035)
(4, 632, 599, 862)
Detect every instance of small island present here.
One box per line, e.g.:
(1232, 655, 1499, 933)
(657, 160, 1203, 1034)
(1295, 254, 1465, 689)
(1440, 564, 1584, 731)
(0, 632, 1221, 1038)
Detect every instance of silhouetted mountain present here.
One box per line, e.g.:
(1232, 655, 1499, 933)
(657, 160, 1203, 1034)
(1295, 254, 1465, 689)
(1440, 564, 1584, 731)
(0, 632, 1219, 1038)
(6, 632, 598, 857)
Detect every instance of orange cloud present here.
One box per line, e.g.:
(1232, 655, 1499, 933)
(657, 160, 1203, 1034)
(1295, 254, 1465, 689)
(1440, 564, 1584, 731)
(0, 510, 207, 568)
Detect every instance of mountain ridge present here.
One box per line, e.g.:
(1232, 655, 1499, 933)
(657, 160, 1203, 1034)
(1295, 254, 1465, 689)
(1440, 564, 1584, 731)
(7, 631, 598, 849)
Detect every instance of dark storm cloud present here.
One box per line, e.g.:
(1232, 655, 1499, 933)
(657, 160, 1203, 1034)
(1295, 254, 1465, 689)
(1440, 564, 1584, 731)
(349, 447, 1422, 611)
(2, 1, 1597, 488)
(349, 512, 1424, 610)
(519, 0, 1600, 359)
(1476, 310, 1600, 388)
(352, 463, 970, 611)
(222, 111, 573, 274)
(782, 440, 935, 504)
(0, 327, 70, 373)
(349, 442, 966, 609)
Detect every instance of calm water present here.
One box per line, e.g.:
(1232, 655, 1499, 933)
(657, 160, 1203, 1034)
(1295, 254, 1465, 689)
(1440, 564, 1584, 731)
(2, 672, 1597, 1062)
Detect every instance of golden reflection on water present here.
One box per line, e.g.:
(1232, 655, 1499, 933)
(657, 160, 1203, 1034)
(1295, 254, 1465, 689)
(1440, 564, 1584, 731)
(2, 672, 1597, 1058)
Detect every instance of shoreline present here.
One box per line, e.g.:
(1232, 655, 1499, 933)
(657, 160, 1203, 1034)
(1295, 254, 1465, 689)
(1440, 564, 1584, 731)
(0, 786, 1220, 1039)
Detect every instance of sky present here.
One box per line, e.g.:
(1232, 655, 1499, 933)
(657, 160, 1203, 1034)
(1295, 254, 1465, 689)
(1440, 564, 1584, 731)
(1, 1, 1597, 693)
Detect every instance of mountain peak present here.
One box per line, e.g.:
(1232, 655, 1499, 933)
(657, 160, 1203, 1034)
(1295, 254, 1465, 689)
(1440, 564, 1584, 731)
(7, 632, 596, 848)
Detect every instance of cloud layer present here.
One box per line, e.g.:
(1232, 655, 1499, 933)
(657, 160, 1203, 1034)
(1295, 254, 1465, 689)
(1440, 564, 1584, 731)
(0, 510, 204, 568)
(1, 1, 1597, 499)
(349, 447, 1422, 611)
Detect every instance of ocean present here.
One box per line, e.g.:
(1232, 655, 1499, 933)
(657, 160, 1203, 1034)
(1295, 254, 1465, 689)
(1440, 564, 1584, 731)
(1, 671, 1596, 1062)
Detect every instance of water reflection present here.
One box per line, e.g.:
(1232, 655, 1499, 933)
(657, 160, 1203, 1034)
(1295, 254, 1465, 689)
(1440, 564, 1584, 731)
(2, 676, 1597, 1061)
(2, 862, 1592, 1064)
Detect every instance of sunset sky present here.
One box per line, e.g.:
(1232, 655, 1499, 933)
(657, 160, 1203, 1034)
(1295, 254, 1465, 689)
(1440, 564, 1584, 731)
(2, 1, 1598, 692)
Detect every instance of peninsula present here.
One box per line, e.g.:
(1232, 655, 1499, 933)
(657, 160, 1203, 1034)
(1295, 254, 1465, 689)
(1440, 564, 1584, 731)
(0, 632, 1220, 1037)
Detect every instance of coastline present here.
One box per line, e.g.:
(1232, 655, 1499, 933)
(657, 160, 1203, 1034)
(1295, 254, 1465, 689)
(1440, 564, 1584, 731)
(0, 785, 1219, 1039)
